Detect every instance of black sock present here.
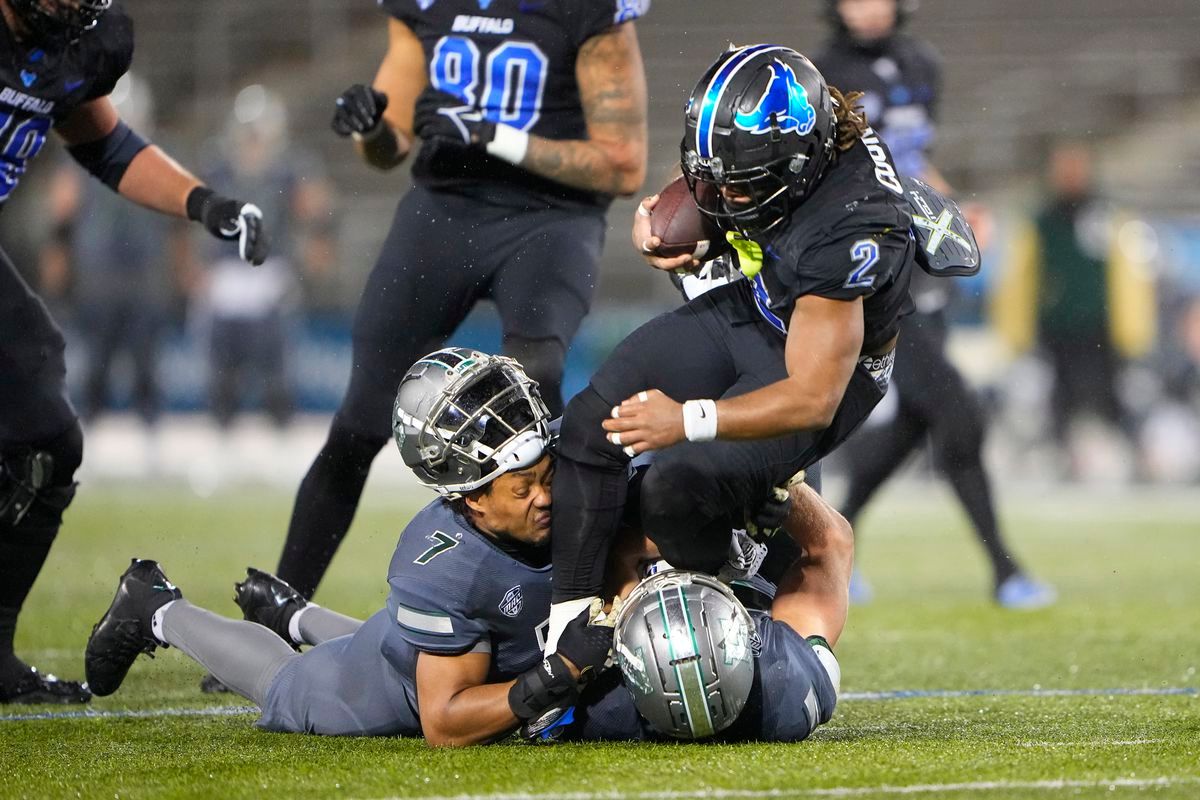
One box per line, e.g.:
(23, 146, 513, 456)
(0, 524, 58, 681)
(944, 460, 1019, 587)
(276, 426, 386, 599)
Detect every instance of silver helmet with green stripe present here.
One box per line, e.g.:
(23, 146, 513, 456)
(612, 570, 756, 739)
(392, 347, 551, 497)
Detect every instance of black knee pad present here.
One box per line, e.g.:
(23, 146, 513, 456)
(1, 421, 83, 527)
(556, 385, 627, 469)
(504, 337, 567, 416)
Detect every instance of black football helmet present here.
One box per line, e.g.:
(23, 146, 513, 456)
(681, 45, 836, 237)
(10, 0, 112, 44)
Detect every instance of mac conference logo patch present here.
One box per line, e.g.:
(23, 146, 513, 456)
(499, 585, 523, 617)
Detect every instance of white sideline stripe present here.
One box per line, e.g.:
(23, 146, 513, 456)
(366, 777, 1200, 800)
(1, 686, 1194, 723)
(0, 705, 258, 723)
(1018, 738, 1166, 748)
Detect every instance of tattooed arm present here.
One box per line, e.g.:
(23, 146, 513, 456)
(521, 22, 648, 196)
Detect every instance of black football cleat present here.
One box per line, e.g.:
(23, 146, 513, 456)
(0, 666, 91, 705)
(85, 559, 181, 697)
(234, 567, 306, 644)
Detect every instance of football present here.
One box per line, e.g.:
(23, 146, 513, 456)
(649, 175, 730, 261)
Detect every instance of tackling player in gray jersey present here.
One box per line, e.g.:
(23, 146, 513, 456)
(84, 348, 607, 745)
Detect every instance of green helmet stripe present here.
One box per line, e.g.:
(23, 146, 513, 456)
(656, 586, 715, 739)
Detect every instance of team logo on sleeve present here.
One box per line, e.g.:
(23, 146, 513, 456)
(499, 585, 523, 617)
(734, 61, 816, 138)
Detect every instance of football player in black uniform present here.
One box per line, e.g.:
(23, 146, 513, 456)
(0, 0, 269, 703)
(273, 0, 649, 600)
(543, 45, 917, 660)
(815, 0, 1055, 608)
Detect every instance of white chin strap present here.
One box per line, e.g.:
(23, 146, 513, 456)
(490, 429, 545, 473)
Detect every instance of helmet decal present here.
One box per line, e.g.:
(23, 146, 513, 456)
(695, 44, 784, 159)
(733, 60, 817, 139)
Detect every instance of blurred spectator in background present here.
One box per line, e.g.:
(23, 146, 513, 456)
(39, 73, 173, 429)
(816, 0, 1054, 608)
(190, 85, 335, 431)
(993, 142, 1156, 479)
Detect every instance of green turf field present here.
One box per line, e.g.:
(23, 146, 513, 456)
(2, 481, 1197, 799)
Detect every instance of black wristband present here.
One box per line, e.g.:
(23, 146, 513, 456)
(185, 186, 215, 223)
(508, 654, 577, 722)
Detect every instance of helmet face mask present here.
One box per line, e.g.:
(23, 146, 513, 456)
(11, 0, 112, 44)
(613, 570, 757, 740)
(681, 45, 836, 237)
(392, 348, 551, 497)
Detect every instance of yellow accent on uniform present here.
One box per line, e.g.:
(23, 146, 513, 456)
(727, 232, 764, 278)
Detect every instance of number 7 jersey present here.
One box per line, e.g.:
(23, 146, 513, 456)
(0, 4, 133, 207)
(380, 0, 648, 208)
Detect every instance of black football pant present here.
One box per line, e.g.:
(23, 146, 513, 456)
(277, 185, 605, 598)
(552, 280, 886, 601)
(838, 311, 1021, 586)
(0, 246, 82, 682)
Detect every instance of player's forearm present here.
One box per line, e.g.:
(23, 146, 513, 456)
(713, 376, 845, 439)
(116, 146, 201, 218)
(521, 134, 645, 196)
(422, 681, 518, 747)
(354, 125, 411, 171)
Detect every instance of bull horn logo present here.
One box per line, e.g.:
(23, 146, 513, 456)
(734, 60, 817, 138)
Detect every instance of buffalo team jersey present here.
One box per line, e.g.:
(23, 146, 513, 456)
(258, 497, 551, 736)
(815, 32, 940, 179)
(570, 612, 839, 743)
(0, 3, 133, 208)
(744, 133, 916, 353)
(379, 0, 648, 209)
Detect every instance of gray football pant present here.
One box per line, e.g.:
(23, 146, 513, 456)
(159, 602, 364, 707)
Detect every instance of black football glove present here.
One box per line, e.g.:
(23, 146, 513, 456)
(508, 654, 578, 724)
(186, 187, 270, 267)
(331, 84, 389, 138)
(413, 89, 496, 148)
(554, 598, 619, 680)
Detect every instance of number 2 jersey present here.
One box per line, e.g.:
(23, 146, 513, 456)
(379, 0, 649, 210)
(257, 497, 552, 736)
(0, 2, 132, 208)
(740, 130, 917, 355)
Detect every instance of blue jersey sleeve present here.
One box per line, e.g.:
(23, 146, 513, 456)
(386, 574, 490, 654)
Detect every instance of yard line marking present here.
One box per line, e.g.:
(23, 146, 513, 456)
(840, 687, 1197, 700)
(0, 704, 257, 722)
(1017, 738, 1165, 747)
(364, 776, 1200, 800)
(1, 686, 1195, 723)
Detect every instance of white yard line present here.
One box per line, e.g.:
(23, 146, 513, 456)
(364, 776, 1200, 800)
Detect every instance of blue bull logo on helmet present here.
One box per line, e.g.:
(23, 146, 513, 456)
(734, 60, 816, 138)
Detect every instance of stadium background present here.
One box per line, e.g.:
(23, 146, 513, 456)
(2, 2, 1199, 797)
(4, 0, 1200, 439)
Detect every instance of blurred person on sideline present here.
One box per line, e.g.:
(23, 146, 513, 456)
(992, 142, 1156, 479)
(191, 85, 335, 432)
(39, 72, 172, 431)
(815, 0, 1055, 608)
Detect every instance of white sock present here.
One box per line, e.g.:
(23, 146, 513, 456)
(150, 599, 178, 645)
(288, 603, 319, 646)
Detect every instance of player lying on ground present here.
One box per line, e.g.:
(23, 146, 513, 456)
(84, 349, 610, 745)
(560, 480, 850, 742)
(0, 0, 269, 704)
